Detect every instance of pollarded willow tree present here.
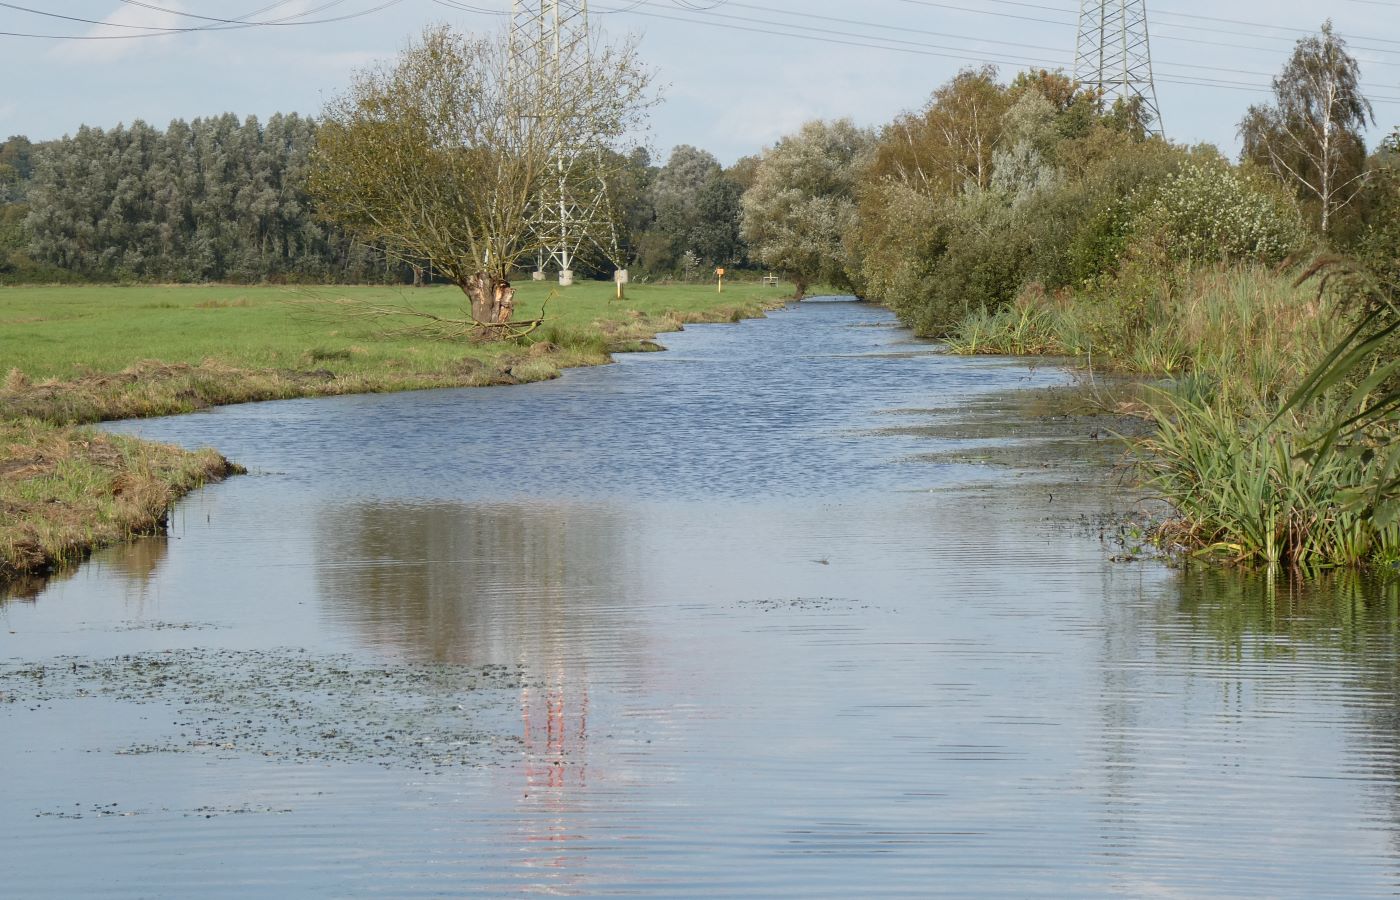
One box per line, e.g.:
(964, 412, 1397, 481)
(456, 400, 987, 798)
(310, 25, 652, 332)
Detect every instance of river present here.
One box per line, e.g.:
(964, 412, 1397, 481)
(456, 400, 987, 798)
(3, 298, 1400, 896)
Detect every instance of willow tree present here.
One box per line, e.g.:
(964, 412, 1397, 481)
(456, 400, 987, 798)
(310, 25, 651, 330)
(740, 119, 874, 298)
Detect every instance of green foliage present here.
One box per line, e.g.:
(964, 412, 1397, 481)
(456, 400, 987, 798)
(950, 265, 1341, 391)
(1130, 160, 1307, 265)
(865, 66, 1010, 196)
(847, 182, 947, 328)
(21, 115, 389, 284)
(1354, 129, 1400, 285)
(741, 118, 873, 295)
(855, 88, 1304, 339)
(642, 145, 747, 272)
(850, 68, 1202, 335)
(1144, 388, 1400, 569)
(1142, 267, 1400, 570)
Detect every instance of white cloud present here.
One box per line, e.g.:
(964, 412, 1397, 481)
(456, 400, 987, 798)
(48, 3, 190, 65)
(667, 53, 910, 159)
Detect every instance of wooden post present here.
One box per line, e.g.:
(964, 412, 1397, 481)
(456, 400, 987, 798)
(716, 267, 725, 293)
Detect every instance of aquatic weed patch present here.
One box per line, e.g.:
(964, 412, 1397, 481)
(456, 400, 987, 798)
(0, 648, 532, 769)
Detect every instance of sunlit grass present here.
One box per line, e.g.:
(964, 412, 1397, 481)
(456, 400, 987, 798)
(0, 279, 790, 424)
(0, 279, 789, 582)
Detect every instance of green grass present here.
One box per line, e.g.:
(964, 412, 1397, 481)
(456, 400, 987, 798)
(0, 280, 790, 424)
(1, 417, 240, 586)
(0, 278, 791, 585)
(0, 280, 790, 382)
(947, 265, 1344, 401)
(944, 261, 1400, 570)
(1141, 390, 1400, 569)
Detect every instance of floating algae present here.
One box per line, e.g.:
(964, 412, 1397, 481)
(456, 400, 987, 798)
(0, 648, 530, 769)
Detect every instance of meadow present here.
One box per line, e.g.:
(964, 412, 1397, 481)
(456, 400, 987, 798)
(0, 278, 791, 582)
(1, 279, 787, 392)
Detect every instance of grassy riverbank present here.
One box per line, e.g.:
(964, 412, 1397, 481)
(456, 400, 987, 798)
(1, 279, 792, 583)
(947, 265, 1344, 397)
(1, 280, 789, 421)
(946, 263, 1400, 570)
(0, 418, 242, 584)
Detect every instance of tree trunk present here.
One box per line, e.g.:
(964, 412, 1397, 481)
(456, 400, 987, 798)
(792, 276, 808, 300)
(464, 272, 516, 325)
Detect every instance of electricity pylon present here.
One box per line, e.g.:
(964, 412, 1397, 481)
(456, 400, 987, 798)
(1073, 0, 1164, 137)
(509, 0, 621, 286)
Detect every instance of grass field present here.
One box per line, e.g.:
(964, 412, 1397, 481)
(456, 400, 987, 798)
(1, 278, 792, 585)
(0, 279, 791, 381)
(0, 279, 791, 423)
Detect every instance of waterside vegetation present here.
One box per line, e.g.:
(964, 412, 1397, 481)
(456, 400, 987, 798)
(5, 16, 1400, 577)
(743, 23, 1400, 570)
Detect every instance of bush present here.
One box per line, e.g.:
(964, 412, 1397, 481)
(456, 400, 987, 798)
(1131, 160, 1307, 266)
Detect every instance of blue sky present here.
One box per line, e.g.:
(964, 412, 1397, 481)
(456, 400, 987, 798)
(2, 1, 1398, 163)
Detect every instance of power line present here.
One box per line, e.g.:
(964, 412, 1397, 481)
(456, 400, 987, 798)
(0, 0, 407, 40)
(1074, 1, 1163, 136)
(582, 0, 1400, 103)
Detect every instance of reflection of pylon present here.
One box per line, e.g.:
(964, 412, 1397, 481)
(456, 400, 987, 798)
(509, 0, 621, 285)
(522, 680, 588, 791)
(1073, 0, 1164, 136)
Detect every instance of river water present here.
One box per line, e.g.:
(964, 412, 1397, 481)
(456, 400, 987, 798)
(4, 298, 1400, 896)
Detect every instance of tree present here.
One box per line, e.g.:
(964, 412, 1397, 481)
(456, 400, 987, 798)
(648, 145, 722, 269)
(1240, 21, 1373, 236)
(310, 25, 651, 330)
(1357, 128, 1400, 285)
(865, 67, 1010, 198)
(690, 175, 745, 266)
(0, 135, 34, 205)
(741, 118, 874, 297)
(22, 115, 372, 283)
(642, 145, 746, 271)
(607, 146, 656, 268)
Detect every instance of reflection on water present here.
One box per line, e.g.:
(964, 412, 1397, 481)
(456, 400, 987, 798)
(1176, 565, 1400, 654)
(316, 501, 636, 664)
(5, 299, 1400, 895)
(316, 501, 634, 807)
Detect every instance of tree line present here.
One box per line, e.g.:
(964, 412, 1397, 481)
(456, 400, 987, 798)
(736, 22, 1398, 329)
(5, 18, 1393, 300)
(0, 118, 758, 286)
(0, 115, 403, 284)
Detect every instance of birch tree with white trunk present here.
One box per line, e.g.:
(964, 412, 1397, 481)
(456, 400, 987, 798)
(1240, 21, 1373, 237)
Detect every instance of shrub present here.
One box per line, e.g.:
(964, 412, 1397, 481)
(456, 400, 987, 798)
(1130, 160, 1307, 266)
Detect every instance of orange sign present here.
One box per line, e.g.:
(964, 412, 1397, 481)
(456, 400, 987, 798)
(715, 268, 726, 277)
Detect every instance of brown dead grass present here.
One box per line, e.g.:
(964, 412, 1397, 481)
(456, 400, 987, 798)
(0, 418, 242, 582)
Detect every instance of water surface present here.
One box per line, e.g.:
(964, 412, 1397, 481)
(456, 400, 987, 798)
(4, 299, 1400, 896)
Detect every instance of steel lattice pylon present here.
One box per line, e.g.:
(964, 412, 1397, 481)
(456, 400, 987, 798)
(510, 0, 620, 285)
(1073, 0, 1164, 137)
